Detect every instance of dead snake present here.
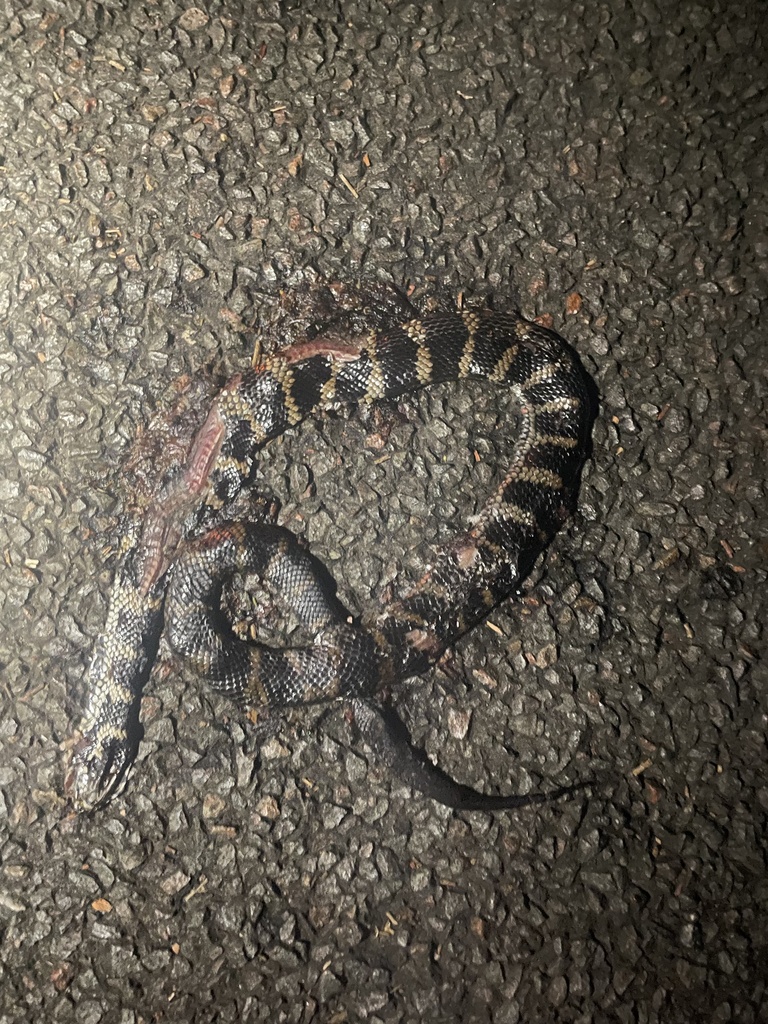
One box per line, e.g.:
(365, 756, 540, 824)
(67, 303, 593, 812)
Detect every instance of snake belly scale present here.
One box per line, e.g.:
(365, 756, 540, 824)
(67, 305, 593, 813)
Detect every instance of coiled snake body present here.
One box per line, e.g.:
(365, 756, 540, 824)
(67, 302, 593, 812)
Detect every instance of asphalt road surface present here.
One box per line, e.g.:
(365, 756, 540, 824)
(0, 1, 765, 1021)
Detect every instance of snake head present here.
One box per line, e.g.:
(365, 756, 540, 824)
(65, 727, 135, 813)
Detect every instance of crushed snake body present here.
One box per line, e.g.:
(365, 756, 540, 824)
(67, 302, 593, 812)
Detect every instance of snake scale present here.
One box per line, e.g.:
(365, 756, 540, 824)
(67, 297, 593, 813)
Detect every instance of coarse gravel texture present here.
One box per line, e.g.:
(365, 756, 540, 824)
(0, 0, 766, 1022)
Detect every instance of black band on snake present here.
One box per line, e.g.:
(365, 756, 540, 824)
(66, 302, 594, 813)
